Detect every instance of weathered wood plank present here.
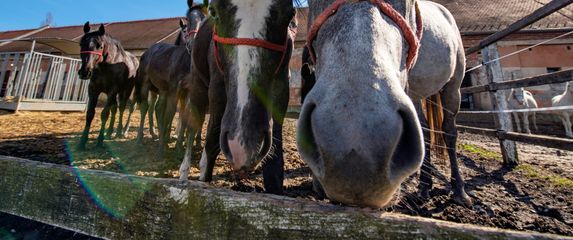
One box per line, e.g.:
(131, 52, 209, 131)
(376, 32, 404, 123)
(458, 125, 573, 151)
(0, 156, 567, 239)
(460, 69, 573, 94)
(465, 0, 573, 55)
(483, 44, 519, 166)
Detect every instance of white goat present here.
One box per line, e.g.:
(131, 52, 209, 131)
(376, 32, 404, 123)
(552, 82, 573, 138)
(507, 88, 538, 134)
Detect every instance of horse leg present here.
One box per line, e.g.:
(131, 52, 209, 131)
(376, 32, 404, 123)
(156, 92, 168, 157)
(176, 91, 188, 155)
(78, 89, 99, 150)
(122, 97, 135, 138)
(115, 90, 130, 138)
(179, 102, 207, 180)
(194, 126, 202, 150)
(148, 92, 159, 140)
(136, 89, 150, 144)
(441, 84, 472, 207)
(199, 112, 221, 182)
(106, 96, 118, 139)
(512, 112, 522, 133)
(523, 112, 531, 134)
(262, 121, 285, 194)
(415, 100, 433, 199)
(97, 94, 117, 147)
(162, 94, 178, 155)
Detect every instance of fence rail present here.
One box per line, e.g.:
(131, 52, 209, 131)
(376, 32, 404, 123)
(461, 69, 573, 94)
(458, 125, 573, 151)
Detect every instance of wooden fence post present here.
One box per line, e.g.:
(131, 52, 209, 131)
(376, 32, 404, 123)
(482, 43, 519, 166)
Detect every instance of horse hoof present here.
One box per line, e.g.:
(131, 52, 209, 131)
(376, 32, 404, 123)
(453, 191, 473, 207)
(96, 141, 105, 148)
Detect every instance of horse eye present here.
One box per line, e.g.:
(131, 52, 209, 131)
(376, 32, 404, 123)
(209, 7, 217, 18)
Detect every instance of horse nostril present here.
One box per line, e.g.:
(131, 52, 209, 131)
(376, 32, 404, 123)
(390, 108, 424, 180)
(297, 102, 320, 166)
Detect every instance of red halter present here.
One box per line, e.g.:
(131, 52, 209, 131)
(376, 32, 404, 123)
(307, 0, 423, 70)
(185, 29, 199, 40)
(80, 48, 105, 63)
(212, 25, 290, 75)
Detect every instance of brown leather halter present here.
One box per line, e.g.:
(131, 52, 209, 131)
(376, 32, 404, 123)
(307, 0, 423, 70)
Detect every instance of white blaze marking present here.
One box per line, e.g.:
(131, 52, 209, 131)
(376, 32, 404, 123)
(230, 0, 273, 143)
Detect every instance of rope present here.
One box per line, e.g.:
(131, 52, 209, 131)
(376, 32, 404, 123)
(466, 30, 573, 73)
(306, 0, 421, 70)
(460, 105, 573, 114)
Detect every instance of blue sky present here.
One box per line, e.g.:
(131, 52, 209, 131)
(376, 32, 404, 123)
(0, 1, 308, 32)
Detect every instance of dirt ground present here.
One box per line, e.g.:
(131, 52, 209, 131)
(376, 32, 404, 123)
(0, 109, 572, 236)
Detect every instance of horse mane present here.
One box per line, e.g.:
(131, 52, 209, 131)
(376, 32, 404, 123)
(175, 31, 184, 46)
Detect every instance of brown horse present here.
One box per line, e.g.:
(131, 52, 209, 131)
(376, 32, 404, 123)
(77, 22, 139, 150)
(134, 8, 206, 157)
(178, 0, 295, 195)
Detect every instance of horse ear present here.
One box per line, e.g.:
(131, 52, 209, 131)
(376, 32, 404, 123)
(83, 22, 91, 34)
(188, 0, 194, 8)
(180, 19, 185, 29)
(98, 24, 105, 36)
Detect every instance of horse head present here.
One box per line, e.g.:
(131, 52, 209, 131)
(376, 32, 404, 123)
(185, 1, 207, 47)
(78, 22, 107, 80)
(209, 0, 295, 173)
(297, 0, 424, 208)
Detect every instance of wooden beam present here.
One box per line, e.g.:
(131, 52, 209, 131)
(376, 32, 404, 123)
(465, 0, 573, 55)
(461, 69, 573, 94)
(458, 125, 498, 138)
(482, 44, 519, 166)
(499, 132, 573, 151)
(0, 156, 565, 239)
(459, 125, 573, 151)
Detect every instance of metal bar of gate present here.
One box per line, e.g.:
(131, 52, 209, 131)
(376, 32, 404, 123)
(27, 53, 43, 99)
(6, 53, 21, 97)
(15, 53, 32, 97)
(53, 60, 66, 100)
(63, 61, 74, 101)
(0, 54, 9, 97)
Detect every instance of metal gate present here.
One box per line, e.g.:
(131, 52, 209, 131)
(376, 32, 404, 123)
(0, 51, 88, 111)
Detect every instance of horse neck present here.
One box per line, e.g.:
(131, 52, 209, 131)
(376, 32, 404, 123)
(309, 0, 416, 29)
(102, 35, 126, 64)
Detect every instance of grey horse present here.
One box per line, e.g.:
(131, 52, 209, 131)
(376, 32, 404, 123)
(298, 0, 470, 207)
(77, 23, 139, 150)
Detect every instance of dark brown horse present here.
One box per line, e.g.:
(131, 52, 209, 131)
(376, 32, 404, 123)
(178, 0, 295, 195)
(134, 7, 206, 157)
(77, 22, 139, 150)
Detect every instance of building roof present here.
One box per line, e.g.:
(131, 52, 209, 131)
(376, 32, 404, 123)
(431, 0, 573, 33)
(0, 18, 183, 54)
(0, 2, 571, 55)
